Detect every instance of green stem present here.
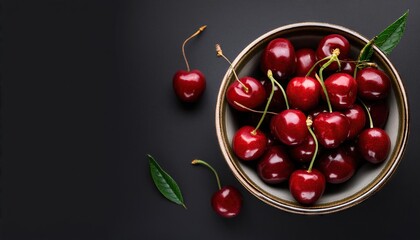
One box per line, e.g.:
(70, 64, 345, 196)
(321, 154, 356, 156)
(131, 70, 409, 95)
(267, 70, 289, 109)
(252, 70, 276, 134)
(316, 48, 341, 113)
(305, 55, 331, 77)
(354, 37, 377, 79)
(216, 44, 249, 93)
(191, 159, 221, 190)
(358, 98, 374, 128)
(306, 117, 319, 172)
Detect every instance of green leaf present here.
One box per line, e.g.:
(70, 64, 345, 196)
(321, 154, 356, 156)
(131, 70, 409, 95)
(148, 154, 186, 208)
(359, 10, 409, 61)
(375, 10, 409, 55)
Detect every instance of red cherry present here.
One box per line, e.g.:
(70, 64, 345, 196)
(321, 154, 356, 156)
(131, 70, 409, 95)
(286, 76, 321, 112)
(339, 60, 356, 75)
(192, 160, 242, 218)
(232, 126, 267, 161)
(226, 77, 267, 111)
(343, 104, 366, 139)
(212, 186, 242, 218)
(323, 73, 358, 110)
(173, 25, 207, 103)
(356, 67, 390, 101)
(313, 112, 350, 149)
(261, 38, 297, 80)
(366, 100, 390, 129)
(316, 34, 350, 71)
(288, 134, 317, 164)
(261, 77, 287, 112)
(270, 109, 308, 146)
(357, 128, 391, 164)
(317, 148, 357, 184)
(289, 169, 326, 205)
(173, 70, 206, 102)
(257, 145, 295, 184)
(295, 48, 318, 77)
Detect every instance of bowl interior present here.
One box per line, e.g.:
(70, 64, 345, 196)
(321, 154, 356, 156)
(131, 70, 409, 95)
(216, 23, 409, 214)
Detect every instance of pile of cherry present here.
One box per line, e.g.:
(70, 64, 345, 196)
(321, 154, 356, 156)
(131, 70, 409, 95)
(223, 34, 392, 205)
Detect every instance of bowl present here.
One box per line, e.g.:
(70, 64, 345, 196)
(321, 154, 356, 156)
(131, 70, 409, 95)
(215, 22, 409, 215)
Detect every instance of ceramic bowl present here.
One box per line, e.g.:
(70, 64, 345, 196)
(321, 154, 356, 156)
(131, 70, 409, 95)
(215, 22, 409, 215)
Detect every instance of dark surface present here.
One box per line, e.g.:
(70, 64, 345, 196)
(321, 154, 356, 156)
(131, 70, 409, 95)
(1, 0, 420, 239)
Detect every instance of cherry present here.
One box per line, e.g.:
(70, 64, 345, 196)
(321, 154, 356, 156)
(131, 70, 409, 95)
(366, 99, 389, 129)
(257, 145, 295, 184)
(323, 73, 358, 110)
(295, 48, 318, 77)
(271, 110, 308, 146)
(358, 128, 391, 164)
(261, 38, 297, 80)
(316, 34, 350, 71)
(317, 148, 357, 184)
(232, 126, 267, 161)
(313, 112, 350, 149)
(261, 77, 286, 112)
(342, 104, 366, 139)
(286, 76, 321, 112)
(217, 44, 267, 111)
(173, 25, 207, 103)
(357, 100, 391, 164)
(289, 169, 326, 205)
(288, 134, 316, 164)
(356, 67, 390, 101)
(266, 71, 308, 146)
(341, 140, 363, 167)
(312, 50, 350, 149)
(226, 76, 267, 111)
(192, 160, 242, 218)
(289, 117, 325, 205)
(339, 60, 356, 75)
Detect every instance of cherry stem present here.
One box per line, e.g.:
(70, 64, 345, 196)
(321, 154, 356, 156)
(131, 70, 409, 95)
(316, 48, 341, 113)
(191, 159, 221, 190)
(305, 55, 330, 78)
(251, 70, 277, 135)
(306, 116, 319, 172)
(233, 101, 278, 115)
(215, 44, 249, 93)
(267, 70, 289, 109)
(358, 98, 374, 128)
(182, 25, 207, 72)
(354, 36, 377, 79)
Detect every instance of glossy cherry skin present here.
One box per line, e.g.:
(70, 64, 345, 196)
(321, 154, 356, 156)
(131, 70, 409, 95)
(288, 134, 316, 164)
(212, 186, 242, 218)
(339, 60, 356, 75)
(261, 38, 296, 80)
(226, 77, 266, 111)
(313, 112, 350, 149)
(270, 109, 308, 146)
(366, 100, 389, 129)
(357, 128, 391, 164)
(317, 148, 357, 184)
(295, 48, 318, 77)
(173, 70, 206, 102)
(342, 104, 366, 139)
(316, 34, 350, 71)
(232, 126, 267, 161)
(286, 76, 321, 112)
(289, 169, 326, 205)
(341, 140, 363, 167)
(258, 145, 295, 184)
(356, 67, 390, 101)
(323, 73, 358, 110)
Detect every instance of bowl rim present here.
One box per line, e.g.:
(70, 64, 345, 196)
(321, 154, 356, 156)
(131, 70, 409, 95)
(215, 22, 410, 215)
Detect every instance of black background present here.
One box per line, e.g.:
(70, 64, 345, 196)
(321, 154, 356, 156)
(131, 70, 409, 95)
(1, 0, 420, 239)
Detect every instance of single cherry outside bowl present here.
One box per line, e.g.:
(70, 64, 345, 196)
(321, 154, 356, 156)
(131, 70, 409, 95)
(215, 22, 409, 215)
